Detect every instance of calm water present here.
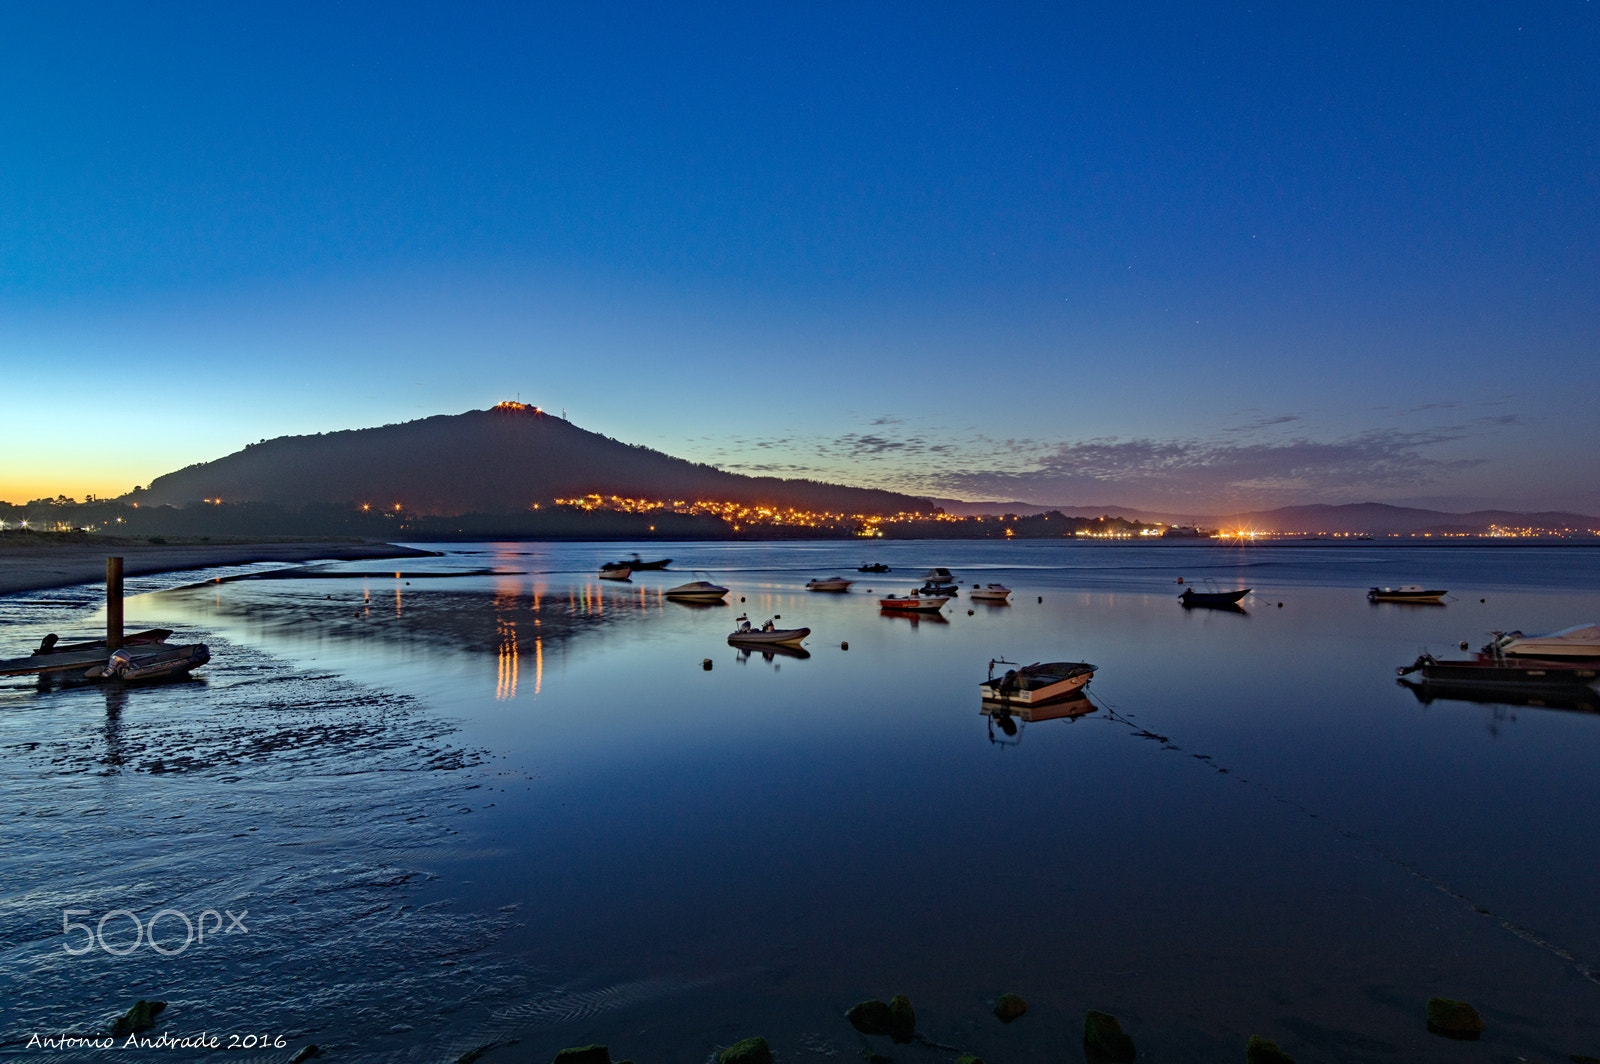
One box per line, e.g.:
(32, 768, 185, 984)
(3, 541, 1600, 1062)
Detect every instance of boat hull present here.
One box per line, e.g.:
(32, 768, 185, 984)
(805, 579, 853, 592)
(1179, 588, 1250, 607)
(1398, 654, 1599, 687)
(93, 643, 211, 682)
(879, 596, 949, 612)
(597, 568, 632, 581)
(1368, 587, 1447, 603)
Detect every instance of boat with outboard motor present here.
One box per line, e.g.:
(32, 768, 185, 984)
(968, 583, 1012, 602)
(90, 643, 211, 682)
(980, 658, 1097, 705)
(728, 615, 810, 647)
(805, 577, 853, 592)
(1368, 585, 1447, 603)
(858, 562, 891, 573)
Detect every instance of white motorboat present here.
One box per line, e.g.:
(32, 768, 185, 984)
(805, 577, 853, 592)
(878, 592, 949, 612)
(980, 659, 1097, 704)
(968, 583, 1012, 602)
(1492, 623, 1600, 659)
(920, 567, 956, 584)
(665, 580, 729, 601)
(597, 566, 633, 581)
(728, 615, 810, 646)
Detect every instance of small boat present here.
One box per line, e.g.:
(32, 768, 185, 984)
(1179, 587, 1250, 608)
(728, 616, 810, 646)
(919, 582, 959, 596)
(597, 566, 633, 581)
(920, 567, 956, 585)
(665, 580, 729, 601)
(968, 583, 1012, 602)
(1491, 624, 1600, 659)
(879, 592, 949, 612)
(600, 554, 670, 573)
(980, 659, 1097, 704)
(91, 643, 211, 682)
(35, 629, 173, 654)
(1368, 585, 1447, 603)
(858, 562, 891, 573)
(805, 577, 853, 592)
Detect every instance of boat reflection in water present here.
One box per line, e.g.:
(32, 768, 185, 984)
(734, 642, 811, 664)
(1398, 677, 1600, 715)
(981, 690, 1098, 744)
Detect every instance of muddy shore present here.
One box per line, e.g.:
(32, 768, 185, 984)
(0, 536, 434, 596)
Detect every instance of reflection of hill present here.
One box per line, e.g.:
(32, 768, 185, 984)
(140, 406, 929, 516)
(159, 577, 663, 681)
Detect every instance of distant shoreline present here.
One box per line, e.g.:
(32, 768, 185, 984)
(0, 537, 436, 597)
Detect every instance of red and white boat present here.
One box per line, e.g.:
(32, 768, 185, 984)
(879, 592, 948, 612)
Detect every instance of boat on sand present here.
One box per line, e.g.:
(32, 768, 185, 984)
(90, 643, 211, 682)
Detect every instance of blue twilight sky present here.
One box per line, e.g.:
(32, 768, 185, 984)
(1, 2, 1597, 513)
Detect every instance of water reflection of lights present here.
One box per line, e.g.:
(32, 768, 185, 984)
(496, 619, 519, 701)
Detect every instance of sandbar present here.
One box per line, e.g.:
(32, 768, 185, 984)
(0, 535, 435, 596)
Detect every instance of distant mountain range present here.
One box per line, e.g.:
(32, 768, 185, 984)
(131, 405, 1595, 536)
(137, 404, 931, 516)
(934, 499, 1600, 535)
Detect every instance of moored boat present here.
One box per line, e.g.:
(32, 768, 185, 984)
(1368, 585, 1447, 603)
(597, 566, 633, 581)
(858, 562, 891, 573)
(1397, 652, 1599, 689)
(968, 583, 1012, 602)
(980, 659, 1097, 704)
(1179, 587, 1250, 608)
(805, 577, 853, 592)
(728, 616, 810, 646)
(879, 592, 949, 612)
(665, 579, 729, 601)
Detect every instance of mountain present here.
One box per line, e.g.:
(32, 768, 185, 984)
(137, 404, 932, 516)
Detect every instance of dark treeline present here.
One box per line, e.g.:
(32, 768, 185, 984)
(1, 498, 1157, 542)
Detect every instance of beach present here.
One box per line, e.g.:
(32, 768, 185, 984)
(0, 535, 435, 596)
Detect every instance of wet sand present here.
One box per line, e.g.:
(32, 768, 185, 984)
(0, 537, 435, 596)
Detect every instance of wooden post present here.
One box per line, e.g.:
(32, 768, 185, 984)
(106, 556, 124, 651)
